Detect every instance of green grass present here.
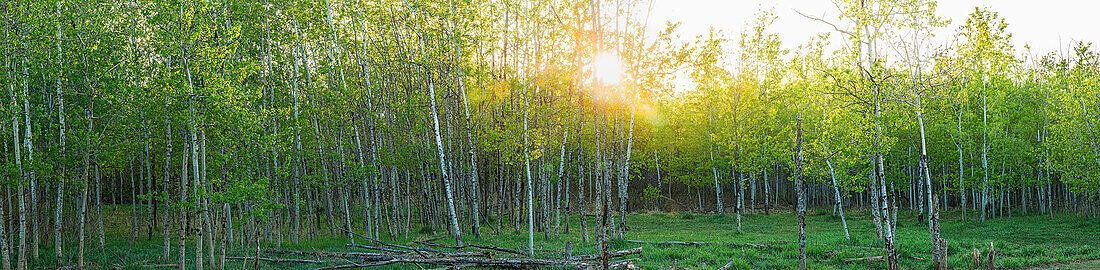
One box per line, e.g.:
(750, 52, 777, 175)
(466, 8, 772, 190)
(41, 206, 1100, 269)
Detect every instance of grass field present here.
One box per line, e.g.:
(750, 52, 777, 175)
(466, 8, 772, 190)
(36, 206, 1100, 269)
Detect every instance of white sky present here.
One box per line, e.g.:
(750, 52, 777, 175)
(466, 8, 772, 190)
(644, 0, 1100, 62)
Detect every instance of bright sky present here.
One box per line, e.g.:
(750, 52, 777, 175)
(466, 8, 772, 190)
(644, 0, 1100, 62)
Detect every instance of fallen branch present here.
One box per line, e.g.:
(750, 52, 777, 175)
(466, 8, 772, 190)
(313, 259, 400, 270)
(717, 258, 736, 270)
(139, 264, 179, 268)
(425, 263, 475, 270)
(843, 255, 924, 263)
(227, 256, 326, 264)
(314, 256, 590, 269)
(264, 249, 406, 261)
(567, 247, 643, 260)
(346, 243, 405, 253)
(422, 235, 449, 243)
(55, 263, 99, 270)
(659, 195, 690, 210)
(336, 226, 441, 254)
(627, 240, 777, 249)
(845, 255, 885, 262)
(414, 241, 529, 257)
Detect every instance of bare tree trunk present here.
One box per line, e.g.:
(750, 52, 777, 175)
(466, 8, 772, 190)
(162, 114, 173, 261)
(618, 109, 634, 239)
(578, 120, 589, 243)
(522, 86, 534, 255)
(709, 138, 722, 214)
(555, 130, 569, 238)
(875, 103, 898, 270)
(54, 13, 67, 259)
(794, 114, 807, 270)
(931, 195, 946, 270)
(958, 114, 966, 222)
(826, 158, 850, 240)
(427, 63, 463, 247)
(12, 59, 28, 270)
(96, 166, 104, 248)
(78, 92, 94, 269)
(763, 165, 770, 215)
(450, 16, 481, 239)
(981, 92, 989, 222)
(178, 128, 189, 270)
(0, 184, 11, 270)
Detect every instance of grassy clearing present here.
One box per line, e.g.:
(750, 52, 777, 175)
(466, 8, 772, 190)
(44, 206, 1100, 269)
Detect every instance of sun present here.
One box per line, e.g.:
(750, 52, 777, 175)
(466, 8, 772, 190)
(592, 52, 624, 85)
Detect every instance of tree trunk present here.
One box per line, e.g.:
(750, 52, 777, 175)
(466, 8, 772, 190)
(78, 92, 94, 269)
(522, 87, 534, 255)
(618, 109, 634, 239)
(555, 130, 570, 238)
(0, 183, 11, 270)
(794, 114, 807, 270)
(981, 93, 989, 222)
(162, 114, 173, 261)
(826, 158, 850, 240)
(931, 195, 946, 270)
(178, 129, 189, 270)
(763, 166, 770, 215)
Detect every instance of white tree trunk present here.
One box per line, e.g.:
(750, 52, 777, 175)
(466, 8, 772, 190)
(826, 159, 850, 240)
(522, 86, 534, 255)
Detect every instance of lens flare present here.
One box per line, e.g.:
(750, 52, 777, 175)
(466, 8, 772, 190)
(593, 52, 624, 85)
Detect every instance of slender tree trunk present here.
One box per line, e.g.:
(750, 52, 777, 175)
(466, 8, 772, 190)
(578, 119, 589, 243)
(981, 93, 989, 222)
(931, 195, 945, 270)
(794, 114, 807, 270)
(958, 116, 966, 222)
(522, 86, 534, 255)
(618, 109, 634, 239)
(53, 5, 68, 262)
(96, 166, 104, 248)
(826, 158, 850, 240)
(21, 60, 40, 263)
(162, 114, 173, 261)
(178, 128, 189, 270)
(78, 92, 94, 269)
(13, 59, 27, 270)
(0, 184, 10, 270)
(709, 140, 722, 214)
(763, 165, 770, 215)
(875, 102, 898, 270)
(555, 131, 569, 237)
(427, 66, 462, 246)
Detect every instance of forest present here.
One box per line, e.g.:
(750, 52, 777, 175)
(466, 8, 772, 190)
(1, 0, 1099, 269)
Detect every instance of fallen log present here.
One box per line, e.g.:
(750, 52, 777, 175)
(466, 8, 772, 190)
(227, 256, 326, 264)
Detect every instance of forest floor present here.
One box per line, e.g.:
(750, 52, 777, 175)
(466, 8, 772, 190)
(37, 206, 1100, 269)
